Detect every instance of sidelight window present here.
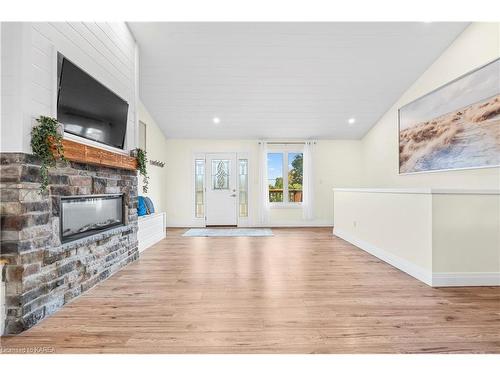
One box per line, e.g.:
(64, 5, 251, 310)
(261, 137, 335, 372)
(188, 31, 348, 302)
(239, 159, 248, 217)
(195, 159, 205, 218)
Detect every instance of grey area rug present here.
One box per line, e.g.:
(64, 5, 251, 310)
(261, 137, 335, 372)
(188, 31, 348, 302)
(183, 228, 273, 237)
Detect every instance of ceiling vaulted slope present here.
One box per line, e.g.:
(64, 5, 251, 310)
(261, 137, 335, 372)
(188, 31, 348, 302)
(129, 22, 468, 139)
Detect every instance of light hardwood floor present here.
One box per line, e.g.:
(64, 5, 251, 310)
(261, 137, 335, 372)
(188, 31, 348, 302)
(1, 228, 499, 353)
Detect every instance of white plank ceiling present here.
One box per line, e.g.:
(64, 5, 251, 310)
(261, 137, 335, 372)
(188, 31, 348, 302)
(128, 22, 468, 139)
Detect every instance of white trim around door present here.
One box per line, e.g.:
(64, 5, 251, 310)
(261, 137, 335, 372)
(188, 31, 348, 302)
(192, 151, 252, 227)
(205, 153, 238, 226)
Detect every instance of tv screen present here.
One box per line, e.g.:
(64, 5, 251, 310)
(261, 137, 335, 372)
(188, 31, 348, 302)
(57, 55, 129, 149)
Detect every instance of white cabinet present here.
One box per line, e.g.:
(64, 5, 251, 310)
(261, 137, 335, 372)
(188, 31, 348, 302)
(138, 212, 166, 252)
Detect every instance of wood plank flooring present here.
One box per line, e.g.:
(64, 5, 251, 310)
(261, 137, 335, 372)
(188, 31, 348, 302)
(1, 228, 499, 353)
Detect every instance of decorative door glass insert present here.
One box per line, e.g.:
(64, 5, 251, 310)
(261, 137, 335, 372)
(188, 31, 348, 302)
(211, 159, 230, 190)
(239, 159, 248, 217)
(195, 159, 205, 218)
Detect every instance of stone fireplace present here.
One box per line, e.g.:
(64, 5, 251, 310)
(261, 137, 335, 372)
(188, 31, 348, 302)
(0, 153, 139, 334)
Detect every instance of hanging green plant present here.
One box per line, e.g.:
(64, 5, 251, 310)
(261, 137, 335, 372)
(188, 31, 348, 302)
(30, 116, 65, 193)
(134, 148, 149, 193)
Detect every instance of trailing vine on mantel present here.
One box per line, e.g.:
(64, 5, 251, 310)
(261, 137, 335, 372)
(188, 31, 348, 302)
(30, 116, 65, 193)
(134, 148, 149, 193)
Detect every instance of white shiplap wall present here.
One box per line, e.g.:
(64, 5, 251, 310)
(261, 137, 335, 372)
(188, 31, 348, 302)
(1, 22, 138, 153)
(1, 23, 26, 152)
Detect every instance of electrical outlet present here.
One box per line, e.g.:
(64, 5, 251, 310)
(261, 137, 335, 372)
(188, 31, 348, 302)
(353, 220, 357, 228)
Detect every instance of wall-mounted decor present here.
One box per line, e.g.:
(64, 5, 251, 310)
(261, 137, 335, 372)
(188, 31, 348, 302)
(399, 58, 499, 174)
(150, 160, 165, 168)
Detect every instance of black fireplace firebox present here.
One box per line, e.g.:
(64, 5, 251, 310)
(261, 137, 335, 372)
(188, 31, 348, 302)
(60, 194, 125, 243)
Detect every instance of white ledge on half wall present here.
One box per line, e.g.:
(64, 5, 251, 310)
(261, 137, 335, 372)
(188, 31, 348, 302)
(333, 187, 500, 195)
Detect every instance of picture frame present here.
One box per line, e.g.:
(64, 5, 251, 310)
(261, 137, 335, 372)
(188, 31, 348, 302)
(398, 58, 500, 174)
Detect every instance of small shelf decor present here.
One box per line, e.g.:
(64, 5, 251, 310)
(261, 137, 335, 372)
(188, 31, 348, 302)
(133, 148, 149, 193)
(30, 116, 65, 193)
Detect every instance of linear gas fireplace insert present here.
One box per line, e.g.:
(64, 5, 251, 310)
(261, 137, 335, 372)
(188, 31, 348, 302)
(60, 194, 125, 243)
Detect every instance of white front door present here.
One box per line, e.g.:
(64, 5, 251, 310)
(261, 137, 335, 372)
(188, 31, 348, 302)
(205, 153, 238, 226)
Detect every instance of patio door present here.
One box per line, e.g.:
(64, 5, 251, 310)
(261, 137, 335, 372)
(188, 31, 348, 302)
(205, 153, 238, 226)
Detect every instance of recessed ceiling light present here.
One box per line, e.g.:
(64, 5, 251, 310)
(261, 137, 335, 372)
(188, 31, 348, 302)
(212, 117, 221, 124)
(348, 118, 356, 125)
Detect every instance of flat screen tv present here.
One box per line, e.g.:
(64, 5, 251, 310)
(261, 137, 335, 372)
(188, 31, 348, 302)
(57, 54, 129, 149)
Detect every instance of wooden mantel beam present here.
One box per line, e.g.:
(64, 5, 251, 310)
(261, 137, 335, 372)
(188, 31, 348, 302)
(56, 139, 138, 171)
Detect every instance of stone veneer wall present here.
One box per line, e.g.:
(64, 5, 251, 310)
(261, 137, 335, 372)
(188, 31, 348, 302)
(0, 153, 139, 334)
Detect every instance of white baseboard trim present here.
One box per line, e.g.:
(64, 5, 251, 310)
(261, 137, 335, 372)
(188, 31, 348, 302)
(166, 223, 205, 228)
(432, 272, 500, 287)
(166, 222, 333, 228)
(333, 228, 433, 286)
(264, 222, 332, 228)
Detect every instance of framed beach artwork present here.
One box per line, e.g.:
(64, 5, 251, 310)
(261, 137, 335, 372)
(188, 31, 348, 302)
(398, 58, 500, 174)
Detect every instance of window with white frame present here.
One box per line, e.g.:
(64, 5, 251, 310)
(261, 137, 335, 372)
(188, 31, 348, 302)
(267, 151, 303, 204)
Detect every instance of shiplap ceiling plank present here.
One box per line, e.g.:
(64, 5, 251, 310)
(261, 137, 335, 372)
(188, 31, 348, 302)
(129, 22, 468, 139)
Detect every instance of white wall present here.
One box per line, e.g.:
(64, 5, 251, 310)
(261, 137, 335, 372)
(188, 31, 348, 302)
(334, 190, 433, 284)
(432, 194, 500, 274)
(334, 22, 500, 286)
(1, 22, 138, 153)
(162, 140, 256, 227)
(1, 23, 25, 152)
(331, 23, 500, 287)
(138, 101, 169, 214)
(162, 139, 363, 227)
(361, 22, 500, 189)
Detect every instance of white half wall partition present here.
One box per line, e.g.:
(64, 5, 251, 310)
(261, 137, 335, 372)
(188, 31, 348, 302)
(333, 188, 500, 287)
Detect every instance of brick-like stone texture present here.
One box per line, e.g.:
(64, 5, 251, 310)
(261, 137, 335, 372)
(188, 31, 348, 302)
(0, 153, 139, 334)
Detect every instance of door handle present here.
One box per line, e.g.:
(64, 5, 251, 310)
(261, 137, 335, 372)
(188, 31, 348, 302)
(230, 194, 237, 197)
